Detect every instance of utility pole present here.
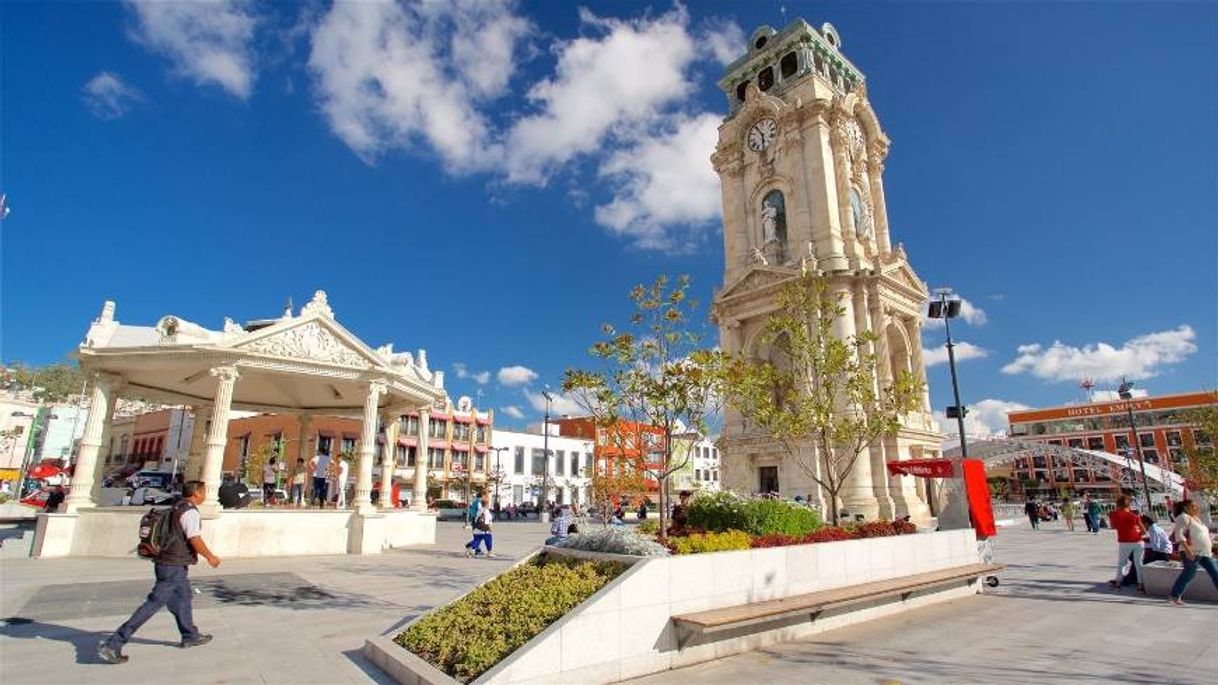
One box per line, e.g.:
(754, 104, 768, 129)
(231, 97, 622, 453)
(540, 389, 553, 523)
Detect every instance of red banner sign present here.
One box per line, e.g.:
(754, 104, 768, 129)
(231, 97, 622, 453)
(885, 458, 954, 478)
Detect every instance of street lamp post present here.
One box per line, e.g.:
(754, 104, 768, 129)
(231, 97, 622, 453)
(1118, 379, 1154, 511)
(489, 446, 509, 510)
(927, 289, 971, 530)
(540, 389, 553, 523)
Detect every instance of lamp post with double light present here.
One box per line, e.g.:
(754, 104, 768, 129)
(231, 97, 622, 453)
(489, 445, 509, 513)
(1118, 379, 1154, 511)
(927, 289, 970, 530)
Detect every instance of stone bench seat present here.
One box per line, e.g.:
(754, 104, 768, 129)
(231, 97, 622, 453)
(672, 562, 1005, 639)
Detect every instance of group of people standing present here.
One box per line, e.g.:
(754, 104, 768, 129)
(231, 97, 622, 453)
(1107, 495, 1217, 605)
(261, 453, 351, 509)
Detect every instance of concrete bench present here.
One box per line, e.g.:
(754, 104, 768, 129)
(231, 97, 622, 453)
(672, 562, 1005, 644)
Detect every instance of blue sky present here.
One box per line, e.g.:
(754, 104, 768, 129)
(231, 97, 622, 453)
(2, 1, 1215, 438)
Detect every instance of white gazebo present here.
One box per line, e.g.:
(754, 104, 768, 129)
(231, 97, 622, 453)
(34, 291, 445, 558)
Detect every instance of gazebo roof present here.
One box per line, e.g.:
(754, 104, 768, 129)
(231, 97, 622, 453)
(75, 291, 445, 417)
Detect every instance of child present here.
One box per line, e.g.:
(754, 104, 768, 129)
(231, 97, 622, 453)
(466, 505, 494, 558)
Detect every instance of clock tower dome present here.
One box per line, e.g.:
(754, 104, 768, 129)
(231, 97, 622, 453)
(711, 19, 940, 520)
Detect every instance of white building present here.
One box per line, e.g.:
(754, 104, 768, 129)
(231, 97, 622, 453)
(671, 434, 723, 492)
(489, 427, 594, 508)
(35, 404, 89, 464)
(0, 395, 40, 473)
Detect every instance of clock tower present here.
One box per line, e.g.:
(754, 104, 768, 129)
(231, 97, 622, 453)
(711, 20, 939, 520)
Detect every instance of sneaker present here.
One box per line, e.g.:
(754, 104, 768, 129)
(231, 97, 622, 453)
(180, 634, 213, 649)
(485, 552, 495, 559)
(97, 643, 128, 664)
(465, 547, 473, 558)
(1169, 597, 1186, 606)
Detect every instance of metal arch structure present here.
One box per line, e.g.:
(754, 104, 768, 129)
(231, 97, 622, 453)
(944, 437, 1185, 497)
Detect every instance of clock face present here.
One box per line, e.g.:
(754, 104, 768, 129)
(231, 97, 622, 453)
(747, 118, 778, 151)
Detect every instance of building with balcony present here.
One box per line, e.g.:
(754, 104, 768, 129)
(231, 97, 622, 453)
(1006, 391, 1215, 495)
(488, 426, 594, 508)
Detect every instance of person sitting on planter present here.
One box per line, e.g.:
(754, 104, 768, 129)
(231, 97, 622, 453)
(545, 505, 574, 545)
(670, 491, 691, 532)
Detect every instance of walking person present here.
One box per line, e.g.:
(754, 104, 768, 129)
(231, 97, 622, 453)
(1108, 495, 1146, 593)
(309, 450, 330, 508)
(289, 458, 307, 507)
(1061, 497, 1078, 532)
(1085, 495, 1103, 535)
(1024, 499, 1040, 530)
(262, 456, 278, 506)
(465, 505, 495, 558)
(98, 481, 220, 664)
(1169, 499, 1218, 606)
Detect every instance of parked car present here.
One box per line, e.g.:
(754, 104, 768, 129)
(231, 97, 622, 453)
(432, 499, 467, 521)
(516, 502, 539, 518)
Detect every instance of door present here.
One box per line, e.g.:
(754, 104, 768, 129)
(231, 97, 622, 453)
(759, 466, 779, 494)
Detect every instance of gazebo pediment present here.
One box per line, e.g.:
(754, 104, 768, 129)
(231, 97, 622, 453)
(232, 318, 378, 370)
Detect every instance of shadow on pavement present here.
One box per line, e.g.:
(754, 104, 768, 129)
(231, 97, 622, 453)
(0, 618, 177, 665)
(343, 647, 398, 684)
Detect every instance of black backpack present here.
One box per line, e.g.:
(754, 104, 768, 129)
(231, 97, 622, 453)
(137, 506, 174, 559)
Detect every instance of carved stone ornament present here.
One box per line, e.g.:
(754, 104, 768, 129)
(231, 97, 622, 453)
(210, 366, 240, 383)
(749, 248, 769, 266)
(301, 290, 334, 318)
(844, 118, 865, 159)
(244, 321, 370, 368)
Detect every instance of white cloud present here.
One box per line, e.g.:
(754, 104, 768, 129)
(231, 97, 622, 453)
(924, 297, 987, 328)
(503, 6, 697, 184)
(1092, 388, 1149, 401)
(125, 0, 258, 98)
(594, 113, 723, 250)
(82, 72, 142, 119)
(452, 362, 490, 385)
(1001, 325, 1197, 383)
(922, 341, 988, 368)
(497, 365, 538, 387)
(523, 388, 583, 416)
(500, 405, 525, 419)
(307, 0, 530, 169)
(701, 18, 744, 65)
(935, 398, 1032, 450)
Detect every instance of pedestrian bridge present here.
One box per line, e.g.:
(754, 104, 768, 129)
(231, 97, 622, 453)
(946, 437, 1185, 496)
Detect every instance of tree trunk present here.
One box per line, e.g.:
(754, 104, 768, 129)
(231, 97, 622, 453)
(657, 478, 669, 543)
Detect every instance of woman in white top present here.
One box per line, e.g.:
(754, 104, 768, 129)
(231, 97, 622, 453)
(1169, 499, 1218, 605)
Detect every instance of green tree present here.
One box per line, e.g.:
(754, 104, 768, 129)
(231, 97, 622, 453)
(4, 361, 86, 403)
(563, 275, 722, 542)
(1179, 394, 1218, 498)
(717, 273, 923, 525)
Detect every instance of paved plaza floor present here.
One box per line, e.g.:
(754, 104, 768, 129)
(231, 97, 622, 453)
(1, 519, 551, 685)
(3, 518, 1215, 685)
(627, 522, 1218, 685)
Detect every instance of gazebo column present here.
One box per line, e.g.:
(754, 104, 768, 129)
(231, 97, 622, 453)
(380, 410, 400, 510)
(64, 373, 120, 513)
(354, 380, 387, 514)
(297, 413, 313, 463)
(200, 366, 240, 514)
(184, 404, 211, 480)
(412, 410, 430, 510)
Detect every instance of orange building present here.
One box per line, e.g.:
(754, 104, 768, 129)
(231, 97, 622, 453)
(102, 408, 193, 476)
(1006, 391, 1215, 493)
(555, 417, 666, 499)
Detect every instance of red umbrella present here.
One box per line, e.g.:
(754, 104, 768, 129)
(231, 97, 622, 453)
(27, 464, 63, 480)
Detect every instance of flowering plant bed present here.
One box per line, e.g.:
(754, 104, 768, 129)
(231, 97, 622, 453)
(395, 554, 626, 683)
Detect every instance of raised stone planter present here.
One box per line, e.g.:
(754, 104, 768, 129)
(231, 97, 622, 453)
(369, 528, 982, 685)
(1142, 560, 1218, 602)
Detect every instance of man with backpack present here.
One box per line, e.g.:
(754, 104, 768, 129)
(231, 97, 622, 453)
(97, 480, 221, 664)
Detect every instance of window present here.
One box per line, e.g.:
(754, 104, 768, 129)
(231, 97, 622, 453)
(1032, 456, 1047, 469)
(403, 416, 420, 436)
(1166, 431, 1183, 447)
(396, 444, 407, 467)
(405, 446, 417, 467)
(1073, 469, 1091, 483)
(1087, 436, 1105, 451)
(570, 452, 579, 476)
(427, 448, 445, 468)
(754, 35, 768, 50)
(735, 81, 748, 102)
(1139, 433, 1156, 449)
(476, 426, 487, 443)
(341, 436, 357, 455)
(512, 485, 524, 504)
(239, 435, 250, 460)
(780, 51, 797, 78)
(514, 446, 525, 474)
(1143, 449, 1160, 464)
(586, 453, 594, 473)
(1194, 428, 1212, 445)
(317, 435, 333, 455)
(758, 66, 774, 91)
(428, 420, 447, 440)
(531, 448, 547, 476)
(1067, 438, 1083, 449)
(1114, 434, 1130, 450)
(452, 450, 468, 467)
(556, 450, 565, 476)
(453, 423, 471, 442)
(475, 453, 484, 470)
(1169, 447, 1186, 466)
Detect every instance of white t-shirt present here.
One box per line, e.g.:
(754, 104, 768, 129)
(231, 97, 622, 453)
(312, 454, 330, 478)
(1174, 514, 1214, 558)
(263, 464, 276, 484)
(180, 507, 202, 539)
(337, 460, 349, 484)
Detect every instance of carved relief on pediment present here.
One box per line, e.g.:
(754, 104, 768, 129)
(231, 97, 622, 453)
(241, 321, 370, 368)
(719, 267, 795, 300)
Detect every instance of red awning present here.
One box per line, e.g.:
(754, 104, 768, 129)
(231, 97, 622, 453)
(885, 458, 954, 479)
(28, 464, 64, 480)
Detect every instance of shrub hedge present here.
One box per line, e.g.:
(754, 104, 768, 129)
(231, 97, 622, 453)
(686, 491, 823, 537)
(398, 555, 625, 682)
(556, 527, 669, 556)
(669, 529, 752, 554)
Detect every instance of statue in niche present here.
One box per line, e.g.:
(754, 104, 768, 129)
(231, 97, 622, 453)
(760, 190, 787, 246)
